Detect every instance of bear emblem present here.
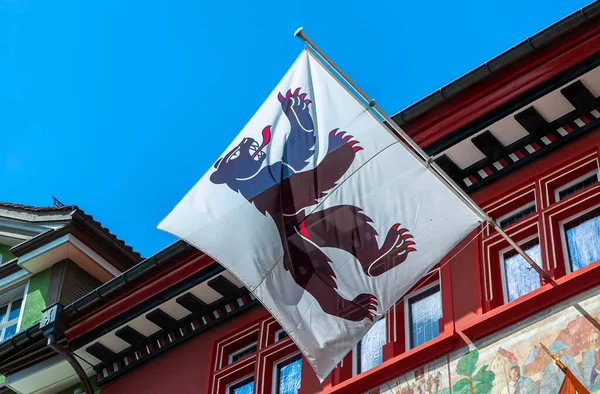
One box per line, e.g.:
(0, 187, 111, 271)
(210, 88, 417, 321)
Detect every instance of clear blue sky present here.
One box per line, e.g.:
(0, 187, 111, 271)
(0, 0, 590, 258)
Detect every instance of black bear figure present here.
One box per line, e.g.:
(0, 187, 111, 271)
(210, 88, 417, 321)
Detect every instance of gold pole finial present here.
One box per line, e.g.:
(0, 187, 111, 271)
(539, 342, 567, 373)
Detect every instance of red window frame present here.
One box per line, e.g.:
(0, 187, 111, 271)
(210, 316, 304, 394)
(479, 146, 600, 313)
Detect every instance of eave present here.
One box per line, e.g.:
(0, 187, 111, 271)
(394, 2, 600, 149)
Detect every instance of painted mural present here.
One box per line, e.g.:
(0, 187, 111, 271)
(365, 357, 450, 394)
(368, 285, 600, 394)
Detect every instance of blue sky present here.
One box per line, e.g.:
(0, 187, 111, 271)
(0, 0, 590, 257)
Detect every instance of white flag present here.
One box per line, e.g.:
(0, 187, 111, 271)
(158, 50, 481, 380)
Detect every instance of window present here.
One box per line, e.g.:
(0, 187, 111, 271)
(406, 284, 441, 349)
(562, 207, 600, 272)
(0, 286, 25, 343)
(500, 238, 542, 302)
(228, 376, 254, 394)
(354, 317, 386, 375)
(228, 342, 257, 365)
(274, 354, 302, 394)
(555, 170, 599, 201)
(498, 202, 536, 228)
(274, 328, 289, 342)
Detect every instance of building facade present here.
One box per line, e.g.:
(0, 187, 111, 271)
(1, 3, 600, 394)
(0, 203, 141, 394)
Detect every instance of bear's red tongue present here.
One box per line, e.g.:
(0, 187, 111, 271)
(251, 125, 272, 158)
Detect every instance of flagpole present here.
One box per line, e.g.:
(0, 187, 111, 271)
(294, 27, 549, 282)
(540, 342, 591, 394)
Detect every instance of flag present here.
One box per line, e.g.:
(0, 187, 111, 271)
(559, 370, 578, 394)
(158, 49, 481, 380)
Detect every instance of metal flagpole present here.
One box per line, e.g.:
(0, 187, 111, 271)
(294, 27, 549, 282)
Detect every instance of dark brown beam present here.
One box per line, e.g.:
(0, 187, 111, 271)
(561, 80, 596, 112)
(515, 107, 549, 138)
(115, 326, 146, 348)
(435, 155, 463, 182)
(146, 309, 178, 330)
(471, 131, 506, 162)
(207, 276, 239, 297)
(176, 293, 208, 315)
(86, 343, 116, 364)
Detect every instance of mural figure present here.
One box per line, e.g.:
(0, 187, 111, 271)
(500, 366, 538, 394)
(540, 342, 583, 394)
(490, 347, 518, 394)
(582, 330, 600, 386)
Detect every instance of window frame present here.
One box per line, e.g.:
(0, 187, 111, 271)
(228, 341, 258, 365)
(351, 316, 386, 376)
(498, 234, 541, 304)
(274, 328, 288, 343)
(558, 202, 600, 274)
(271, 352, 302, 394)
(0, 283, 27, 342)
(404, 281, 442, 351)
(496, 201, 537, 229)
(554, 169, 599, 202)
(226, 374, 255, 394)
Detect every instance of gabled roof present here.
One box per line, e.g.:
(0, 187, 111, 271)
(0, 202, 142, 264)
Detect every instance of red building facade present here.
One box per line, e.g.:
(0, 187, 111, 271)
(1, 4, 600, 394)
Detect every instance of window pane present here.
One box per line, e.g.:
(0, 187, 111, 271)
(277, 356, 302, 394)
(275, 329, 289, 342)
(503, 240, 541, 302)
(229, 342, 257, 364)
(8, 298, 22, 321)
(358, 318, 386, 373)
(0, 305, 7, 325)
(3, 324, 17, 340)
(409, 286, 441, 348)
(229, 379, 254, 394)
(565, 210, 600, 271)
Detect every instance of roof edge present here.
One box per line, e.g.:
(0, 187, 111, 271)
(392, 1, 600, 126)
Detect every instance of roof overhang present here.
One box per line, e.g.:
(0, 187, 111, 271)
(5, 353, 95, 394)
(394, 2, 600, 150)
(431, 60, 600, 192)
(16, 231, 120, 282)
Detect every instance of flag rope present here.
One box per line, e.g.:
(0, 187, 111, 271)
(294, 27, 549, 283)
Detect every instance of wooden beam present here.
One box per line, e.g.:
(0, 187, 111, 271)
(146, 309, 178, 331)
(176, 292, 208, 315)
(471, 131, 506, 162)
(86, 343, 116, 364)
(561, 80, 596, 112)
(434, 155, 463, 183)
(115, 326, 146, 348)
(515, 107, 550, 138)
(207, 276, 239, 297)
